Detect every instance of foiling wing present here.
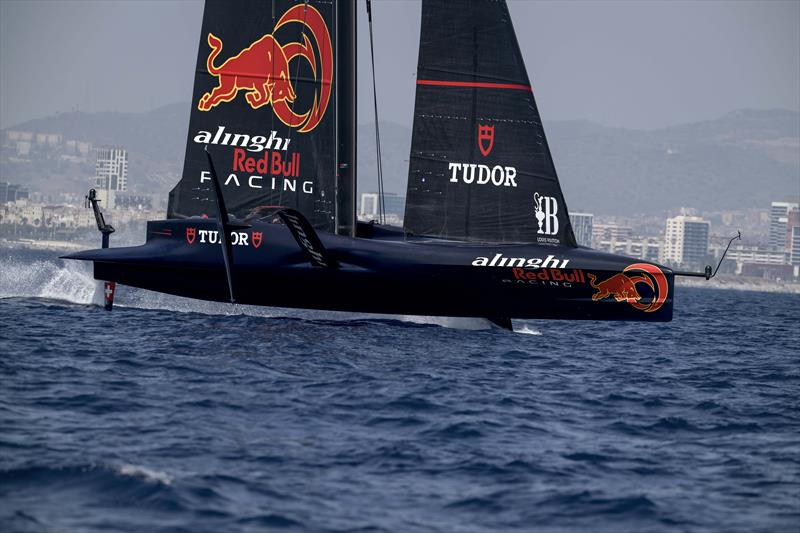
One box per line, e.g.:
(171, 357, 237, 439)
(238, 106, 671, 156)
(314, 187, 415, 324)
(404, 0, 576, 246)
(168, 0, 337, 231)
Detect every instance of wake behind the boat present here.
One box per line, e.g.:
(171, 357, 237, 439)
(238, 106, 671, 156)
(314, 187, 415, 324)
(0, 255, 97, 305)
(0, 252, 526, 332)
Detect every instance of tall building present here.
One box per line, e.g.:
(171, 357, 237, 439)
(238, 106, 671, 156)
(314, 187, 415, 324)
(662, 215, 710, 267)
(94, 147, 128, 209)
(789, 208, 800, 276)
(592, 223, 633, 243)
(789, 226, 800, 266)
(596, 236, 661, 262)
(569, 212, 593, 247)
(359, 193, 379, 219)
(786, 207, 799, 252)
(769, 201, 799, 250)
(0, 182, 30, 204)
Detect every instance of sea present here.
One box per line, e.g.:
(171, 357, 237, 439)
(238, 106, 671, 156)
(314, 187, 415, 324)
(1, 248, 798, 533)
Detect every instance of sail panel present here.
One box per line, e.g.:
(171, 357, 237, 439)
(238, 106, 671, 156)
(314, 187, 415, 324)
(168, 0, 337, 231)
(404, 0, 575, 245)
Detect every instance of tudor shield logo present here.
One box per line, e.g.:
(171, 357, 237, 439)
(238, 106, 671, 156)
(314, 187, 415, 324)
(252, 231, 263, 249)
(448, 123, 517, 187)
(478, 124, 494, 157)
(186, 227, 196, 244)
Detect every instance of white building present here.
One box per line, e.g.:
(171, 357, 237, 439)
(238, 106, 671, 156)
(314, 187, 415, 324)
(769, 200, 799, 250)
(35, 133, 62, 146)
(359, 192, 405, 224)
(595, 237, 661, 263)
(569, 212, 593, 247)
(790, 226, 800, 272)
(662, 215, 710, 267)
(726, 246, 787, 266)
(725, 245, 794, 277)
(359, 193, 379, 219)
(592, 223, 633, 243)
(95, 147, 128, 209)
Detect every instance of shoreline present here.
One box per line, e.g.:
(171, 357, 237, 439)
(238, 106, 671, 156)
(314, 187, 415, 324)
(676, 276, 800, 294)
(1, 239, 89, 252)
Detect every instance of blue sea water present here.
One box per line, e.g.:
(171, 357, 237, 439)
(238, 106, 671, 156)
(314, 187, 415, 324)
(0, 248, 798, 532)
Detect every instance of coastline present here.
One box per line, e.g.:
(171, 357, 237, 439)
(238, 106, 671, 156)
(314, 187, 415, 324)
(1, 238, 89, 252)
(676, 275, 800, 295)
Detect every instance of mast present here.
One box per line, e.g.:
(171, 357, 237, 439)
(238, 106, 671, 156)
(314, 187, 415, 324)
(336, 0, 357, 236)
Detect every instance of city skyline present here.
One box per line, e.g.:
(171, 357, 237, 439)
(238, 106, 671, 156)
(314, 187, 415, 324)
(1, 0, 797, 283)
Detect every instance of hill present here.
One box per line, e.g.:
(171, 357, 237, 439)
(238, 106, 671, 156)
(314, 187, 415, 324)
(2, 105, 797, 215)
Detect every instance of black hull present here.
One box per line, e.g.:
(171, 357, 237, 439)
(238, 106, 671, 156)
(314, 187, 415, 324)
(64, 219, 674, 322)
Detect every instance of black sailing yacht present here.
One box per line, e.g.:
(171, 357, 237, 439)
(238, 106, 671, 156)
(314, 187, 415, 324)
(65, 0, 717, 327)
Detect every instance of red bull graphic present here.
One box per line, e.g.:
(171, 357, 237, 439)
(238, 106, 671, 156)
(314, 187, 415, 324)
(197, 4, 333, 133)
(587, 263, 668, 312)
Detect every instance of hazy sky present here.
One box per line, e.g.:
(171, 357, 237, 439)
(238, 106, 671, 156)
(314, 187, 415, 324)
(1, 0, 798, 130)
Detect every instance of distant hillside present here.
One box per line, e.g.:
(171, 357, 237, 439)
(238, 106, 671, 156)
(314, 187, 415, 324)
(3, 105, 797, 214)
(548, 109, 799, 215)
(1, 104, 189, 198)
(9, 104, 189, 164)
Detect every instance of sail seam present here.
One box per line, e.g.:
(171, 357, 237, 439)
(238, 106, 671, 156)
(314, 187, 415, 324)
(418, 113, 537, 125)
(416, 80, 531, 91)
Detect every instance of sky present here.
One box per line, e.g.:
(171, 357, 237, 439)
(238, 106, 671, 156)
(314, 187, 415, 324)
(1, 0, 798, 130)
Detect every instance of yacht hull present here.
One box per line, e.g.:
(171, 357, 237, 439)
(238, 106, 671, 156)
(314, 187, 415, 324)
(64, 219, 674, 322)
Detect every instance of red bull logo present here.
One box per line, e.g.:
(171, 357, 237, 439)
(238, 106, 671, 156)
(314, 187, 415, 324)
(197, 4, 333, 133)
(587, 263, 668, 312)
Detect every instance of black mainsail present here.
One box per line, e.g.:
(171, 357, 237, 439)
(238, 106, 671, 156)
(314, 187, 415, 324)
(167, 0, 338, 231)
(404, 0, 576, 246)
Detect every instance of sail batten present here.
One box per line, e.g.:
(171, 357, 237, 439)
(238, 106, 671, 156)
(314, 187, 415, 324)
(404, 0, 575, 246)
(417, 80, 532, 91)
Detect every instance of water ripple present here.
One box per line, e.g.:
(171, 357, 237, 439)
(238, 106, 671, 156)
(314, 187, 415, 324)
(1, 250, 798, 532)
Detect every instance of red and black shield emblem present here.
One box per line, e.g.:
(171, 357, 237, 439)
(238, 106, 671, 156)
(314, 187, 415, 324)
(478, 124, 495, 157)
(252, 231, 263, 249)
(186, 227, 196, 244)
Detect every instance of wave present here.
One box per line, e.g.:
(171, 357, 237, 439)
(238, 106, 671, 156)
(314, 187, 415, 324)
(514, 324, 543, 335)
(113, 463, 173, 485)
(0, 463, 178, 513)
(0, 256, 98, 305)
(0, 463, 173, 487)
